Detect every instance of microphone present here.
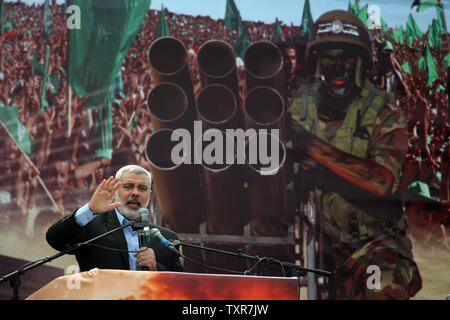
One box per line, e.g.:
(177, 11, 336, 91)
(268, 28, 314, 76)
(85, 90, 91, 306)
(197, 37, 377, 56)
(133, 208, 151, 271)
(138, 207, 149, 219)
(131, 208, 150, 230)
(138, 227, 151, 248)
(149, 228, 180, 255)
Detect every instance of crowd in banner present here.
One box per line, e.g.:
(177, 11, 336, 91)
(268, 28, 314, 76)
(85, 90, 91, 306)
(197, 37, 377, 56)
(0, 2, 448, 248)
(369, 26, 450, 248)
(0, 3, 300, 238)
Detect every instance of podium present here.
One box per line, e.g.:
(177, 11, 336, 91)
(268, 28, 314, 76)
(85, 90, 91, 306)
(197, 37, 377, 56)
(26, 269, 299, 300)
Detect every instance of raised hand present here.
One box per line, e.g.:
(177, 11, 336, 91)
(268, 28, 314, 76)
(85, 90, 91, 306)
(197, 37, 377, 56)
(88, 176, 122, 214)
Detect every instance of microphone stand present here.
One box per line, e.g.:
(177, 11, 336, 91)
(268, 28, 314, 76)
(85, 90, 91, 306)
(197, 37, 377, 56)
(171, 240, 332, 277)
(0, 222, 132, 300)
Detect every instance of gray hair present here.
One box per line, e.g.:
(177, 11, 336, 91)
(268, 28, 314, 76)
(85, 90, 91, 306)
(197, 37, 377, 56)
(115, 165, 152, 188)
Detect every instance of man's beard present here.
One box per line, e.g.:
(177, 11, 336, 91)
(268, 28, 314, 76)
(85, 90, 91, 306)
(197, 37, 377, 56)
(115, 192, 150, 221)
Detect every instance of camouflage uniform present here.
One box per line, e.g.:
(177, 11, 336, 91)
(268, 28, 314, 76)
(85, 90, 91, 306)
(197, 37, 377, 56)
(290, 10, 422, 299)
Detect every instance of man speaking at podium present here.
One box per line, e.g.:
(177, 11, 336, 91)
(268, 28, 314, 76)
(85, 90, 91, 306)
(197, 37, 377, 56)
(46, 165, 184, 273)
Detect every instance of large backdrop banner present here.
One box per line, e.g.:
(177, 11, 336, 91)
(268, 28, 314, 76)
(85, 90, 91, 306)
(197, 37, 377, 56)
(0, 0, 449, 300)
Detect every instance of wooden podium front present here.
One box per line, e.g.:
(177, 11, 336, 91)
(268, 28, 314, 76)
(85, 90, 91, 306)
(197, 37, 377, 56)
(26, 269, 299, 300)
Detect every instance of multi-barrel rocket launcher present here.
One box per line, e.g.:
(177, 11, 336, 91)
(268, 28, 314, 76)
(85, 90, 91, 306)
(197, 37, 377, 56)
(144, 36, 297, 275)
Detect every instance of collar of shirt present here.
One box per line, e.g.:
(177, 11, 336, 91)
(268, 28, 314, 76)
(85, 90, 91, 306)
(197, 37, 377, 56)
(115, 209, 130, 227)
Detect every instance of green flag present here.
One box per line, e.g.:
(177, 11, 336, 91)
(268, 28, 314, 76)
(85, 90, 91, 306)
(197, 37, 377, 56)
(425, 44, 438, 87)
(427, 19, 441, 49)
(348, 1, 356, 15)
(418, 55, 426, 70)
(436, 4, 447, 34)
(406, 17, 414, 46)
(39, 45, 50, 111)
(0, 0, 5, 34)
(274, 17, 283, 36)
(443, 53, 450, 70)
(357, 4, 368, 27)
(348, 0, 361, 16)
(2, 4, 12, 32)
(234, 23, 250, 58)
(271, 17, 284, 42)
(392, 26, 405, 45)
(401, 61, 412, 74)
(0, 104, 32, 154)
(413, 1, 447, 34)
(299, 0, 313, 37)
(411, 0, 441, 12)
(32, 53, 45, 76)
(43, 0, 53, 43)
(67, 0, 151, 109)
(8, 4, 13, 28)
(224, 0, 242, 33)
(0, 0, 11, 33)
(406, 14, 423, 46)
(155, 5, 170, 39)
(411, 14, 423, 37)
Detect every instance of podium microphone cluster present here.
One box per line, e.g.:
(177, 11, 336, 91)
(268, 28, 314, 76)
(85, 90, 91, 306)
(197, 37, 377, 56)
(132, 208, 181, 267)
(132, 208, 152, 271)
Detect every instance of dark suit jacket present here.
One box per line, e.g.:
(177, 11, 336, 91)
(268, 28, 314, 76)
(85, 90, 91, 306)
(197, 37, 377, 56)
(46, 210, 184, 272)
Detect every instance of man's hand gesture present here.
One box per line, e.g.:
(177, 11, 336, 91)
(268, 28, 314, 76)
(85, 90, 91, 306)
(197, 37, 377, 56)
(89, 176, 122, 214)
